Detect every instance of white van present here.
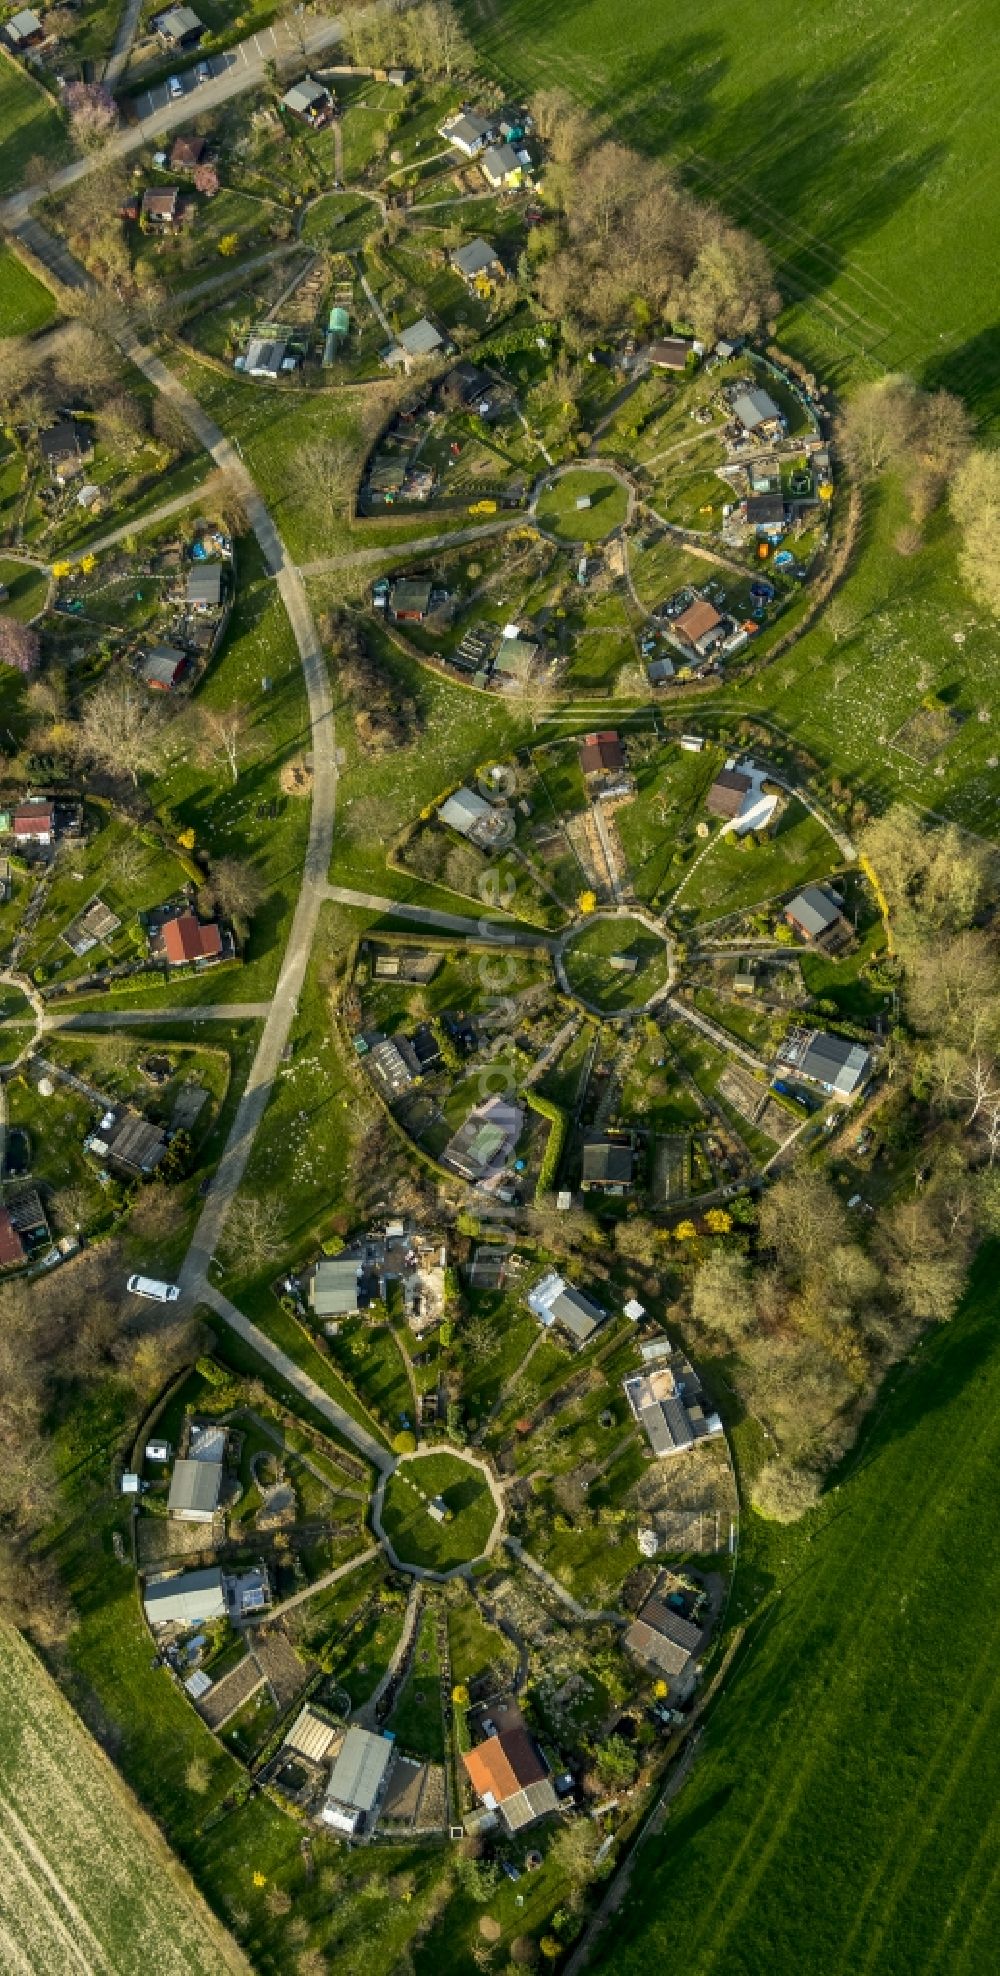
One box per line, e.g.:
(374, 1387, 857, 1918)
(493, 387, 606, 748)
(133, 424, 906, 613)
(127, 1274, 181, 1303)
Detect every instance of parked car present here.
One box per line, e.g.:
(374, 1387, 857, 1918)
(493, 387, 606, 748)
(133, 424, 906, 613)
(167, 74, 184, 98)
(195, 58, 210, 82)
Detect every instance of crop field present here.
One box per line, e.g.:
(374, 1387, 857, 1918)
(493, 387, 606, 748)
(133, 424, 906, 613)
(0, 1624, 249, 1976)
(608, 1251, 1000, 1976)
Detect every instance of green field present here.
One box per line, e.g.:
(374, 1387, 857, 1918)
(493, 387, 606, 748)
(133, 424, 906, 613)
(535, 468, 630, 541)
(380, 1452, 500, 1571)
(609, 1250, 1000, 1976)
(462, 0, 1000, 414)
(562, 912, 672, 1011)
(0, 58, 68, 196)
(0, 246, 56, 335)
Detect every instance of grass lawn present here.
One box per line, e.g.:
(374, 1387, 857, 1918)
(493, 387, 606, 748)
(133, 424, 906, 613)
(387, 1603, 445, 1761)
(301, 191, 383, 253)
(562, 913, 672, 1012)
(380, 1451, 500, 1571)
(676, 801, 842, 925)
(327, 1319, 414, 1438)
(0, 58, 68, 195)
(0, 246, 56, 335)
(446, 1590, 515, 1689)
(145, 534, 312, 1002)
(535, 469, 630, 542)
(18, 811, 192, 988)
(616, 740, 723, 906)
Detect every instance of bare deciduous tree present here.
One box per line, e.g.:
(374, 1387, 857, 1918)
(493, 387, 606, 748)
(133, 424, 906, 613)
(74, 668, 167, 786)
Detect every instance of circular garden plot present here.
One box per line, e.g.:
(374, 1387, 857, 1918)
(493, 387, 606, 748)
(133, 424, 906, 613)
(561, 912, 673, 1015)
(377, 1450, 502, 1574)
(535, 468, 630, 541)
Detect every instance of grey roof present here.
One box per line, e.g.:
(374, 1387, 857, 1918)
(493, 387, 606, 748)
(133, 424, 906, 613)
(325, 1726, 394, 1815)
(640, 1394, 694, 1456)
(745, 493, 785, 524)
(107, 1111, 167, 1173)
(6, 10, 42, 40)
(581, 1138, 633, 1186)
(187, 564, 224, 606)
(141, 645, 186, 688)
(481, 142, 520, 181)
(156, 4, 203, 34)
(144, 1568, 225, 1627)
(442, 112, 493, 150)
(167, 1457, 223, 1519)
(310, 1256, 360, 1317)
(647, 655, 675, 684)
(282, 76, 330, 113)
(796, 1031, 871, 1097)
(786, 885, 841, 937)
(398, 317, 444, 358)
(626, 1597, 702, 1675)
(733, 385, 781, 429)
(390, 577, 433, 614)
(439, 786, 491, 835)
(502, 1777, 560, 1831)
(245, 337, 286, 376)
(548, 1285, 605, 1343)
(452, 237, 501, 279)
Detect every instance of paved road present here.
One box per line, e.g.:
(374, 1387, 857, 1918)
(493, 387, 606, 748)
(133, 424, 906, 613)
(60, 483, 213, 564)
(298, 520, 510, 577)
(177, 241, 305, 309)
(1, 14, 346, 224)
(504, 1536, 626, 1626)
(42, 1003, 272, 1028)
(100, 322, 340, 1293)
(264, 1543, 380, 1623)
(103, 0, 144, 85)
(664, 994, 767, 1071)
(324, 882, 557, 948)
(200, 1282, 393, 1471)
(356, 1580, 422, 1726)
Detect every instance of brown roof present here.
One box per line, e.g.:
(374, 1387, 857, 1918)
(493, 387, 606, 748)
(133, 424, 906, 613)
(170, 134, 206, 167)
(161, 913, 223, 964)
(706, 769, 752, 819)
(13, 802, 54, 832)
(579, 730, 624, 776)
(141, 187, 181, 219)
(674, 599, 724, 646)
(0, 1209, 25, 1269)
(648, 337, 689, 369)
(463, 1728, 547, 1805)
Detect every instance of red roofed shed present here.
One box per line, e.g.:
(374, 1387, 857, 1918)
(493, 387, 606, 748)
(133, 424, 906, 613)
(160, 913, 223, 965)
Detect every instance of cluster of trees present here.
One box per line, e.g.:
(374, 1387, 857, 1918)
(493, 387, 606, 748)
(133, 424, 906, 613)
(0, 1250, 194, 1643)
(525, 103, 780, 343)
(0, 324, 188, 476)
(951, 448, 1000, 617)
(687, 806, 1000, 1519)
(839, 374, 972, 553)
(345, 0, 473, 77)
(320, 609, 422, 759)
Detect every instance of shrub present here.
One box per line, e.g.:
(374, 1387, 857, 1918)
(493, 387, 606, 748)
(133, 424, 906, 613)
(751, 1459, 823, 1523)
(392, 1430, 416, 1454)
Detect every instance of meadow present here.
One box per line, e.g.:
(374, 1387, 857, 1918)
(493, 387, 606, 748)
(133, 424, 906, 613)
(0, 58, 68, 196)
(608, 1250, 1000, 1976)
